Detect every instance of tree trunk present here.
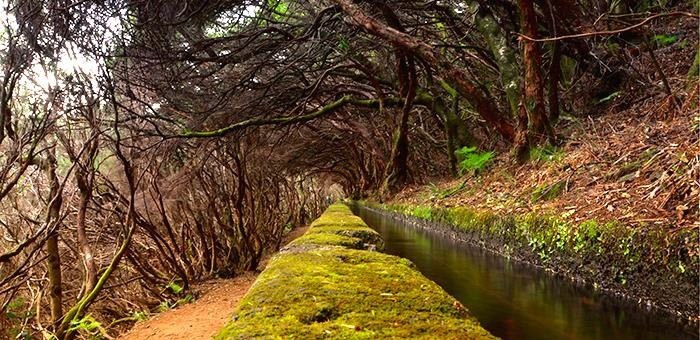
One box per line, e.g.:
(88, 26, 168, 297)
(383, 54, 416, 192)
(548, 41, 562, 123)
(377, 4, 416, 194)
(518, 0, 554, 143)
(514, 100, 531, 163)
(44, 149, 63, 328)
(437, 94, 474, 176)
(466, 1, 521, 117)
(75, 140, 98, 296)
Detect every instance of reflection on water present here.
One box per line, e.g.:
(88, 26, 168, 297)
(355, 207, 696, 340)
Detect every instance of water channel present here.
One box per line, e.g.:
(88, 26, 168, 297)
(354, 206, 697, 340)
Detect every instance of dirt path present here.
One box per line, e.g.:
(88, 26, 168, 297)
(118, 226, 309, 340)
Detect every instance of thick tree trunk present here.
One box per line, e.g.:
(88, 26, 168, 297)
(518, 0, 554, 143)
(383, 100, 412, 190)
(542, 0, 564, 124)
(379, 4, 416, 194)
(437, 94, 474, 176)
(514, 100, 531, 163)
(334, 0, 515, 142)
(383, 55, 416, 192)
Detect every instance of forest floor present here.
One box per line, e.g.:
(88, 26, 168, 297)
(391, 88, 698, 234)
(117, 225, 309, 340)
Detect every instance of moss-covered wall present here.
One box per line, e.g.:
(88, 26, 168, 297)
(215, 203, 496, 339)
(361, 201, 699, 322)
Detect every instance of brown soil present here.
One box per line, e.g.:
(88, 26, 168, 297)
(393, 100, 698, 234)
(117, 225, 309, 340)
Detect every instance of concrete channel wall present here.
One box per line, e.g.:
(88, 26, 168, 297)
(215, 203, 496, 339)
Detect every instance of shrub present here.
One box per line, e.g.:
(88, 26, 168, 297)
(454, 146, 494, 175)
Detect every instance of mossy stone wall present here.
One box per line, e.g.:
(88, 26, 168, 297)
(215, 203, 496, 339)
(364, 201, 698, 322)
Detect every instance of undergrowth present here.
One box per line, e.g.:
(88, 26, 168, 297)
(529, 145, 565, 163)
(454, 147, 494, 175)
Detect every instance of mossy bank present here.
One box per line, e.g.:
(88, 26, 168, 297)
(356, 201, 699, 324)
(215, 204, 496, 339)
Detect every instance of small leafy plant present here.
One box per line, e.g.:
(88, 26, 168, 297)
(651, 34, 678, 47)
(530, 145, 565, 163)
(454, 146, 494, 175)
(166, 280, 183, 294)
(68, 315, 109, 339)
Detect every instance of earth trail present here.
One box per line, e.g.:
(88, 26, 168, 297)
(118, 225, 309, 339)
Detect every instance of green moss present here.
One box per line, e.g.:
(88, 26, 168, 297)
(410, 206, 433, 220)
(216, 204, 494, 339)
(288, 230, 383, 251)
(530, 180, 565, 202)
(377, 202, 699, 283)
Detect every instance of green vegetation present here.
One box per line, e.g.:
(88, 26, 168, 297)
(67, 315, 109, 339)
(651, 34, 678, 48)
(454, 147, 495, 175)
(374, 202, 699, 285)
(166, 281, 184, 294)
(428, 181, 468, 199)
(529, 145, 565, 163)
(4, 297, 34, 339)
(531, 180, 566, 202)
(606, 148, 658, 182)
(216, 204, 495, 339)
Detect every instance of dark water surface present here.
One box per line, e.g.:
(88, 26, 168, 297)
(355, 206, 697, 340)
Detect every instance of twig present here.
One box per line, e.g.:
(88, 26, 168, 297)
(517, 12, 698, 42)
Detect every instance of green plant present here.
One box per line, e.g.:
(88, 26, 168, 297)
(4, 297, 34, 339)
(157, 301, 171, 312)
(531, 180, 565, 202)
(605, 41, 621, 55)
(68, 315, 109, 339)
(166, 280, 184, 294)
(529, 145, 565, 162)
(428, 181, 467, 199)
(131, 310, 149, 322)
(411, 206, 433, 220)
(651, 34, 678, 47)
(574, 220, 602, 253)
(454, 146, 494, 175)
(175, 294, 195, 307)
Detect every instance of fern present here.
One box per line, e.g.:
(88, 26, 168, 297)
(454, 146, 494, 175)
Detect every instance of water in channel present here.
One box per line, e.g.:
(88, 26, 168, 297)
(354, 206, 697, 340)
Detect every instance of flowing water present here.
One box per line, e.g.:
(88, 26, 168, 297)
(354, 206, 697, 340)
